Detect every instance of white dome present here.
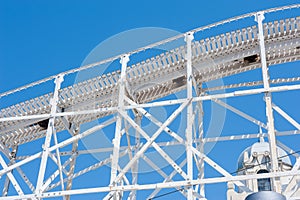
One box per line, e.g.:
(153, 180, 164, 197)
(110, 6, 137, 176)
(237, 142, 292, 171)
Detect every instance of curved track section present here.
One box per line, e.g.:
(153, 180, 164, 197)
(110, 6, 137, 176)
(1, 16, 299, 147)
(0, 5, 300, 200)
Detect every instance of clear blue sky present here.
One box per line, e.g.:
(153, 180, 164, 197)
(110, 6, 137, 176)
(1, 0, 298, 92)
(0, 1, 300, 200)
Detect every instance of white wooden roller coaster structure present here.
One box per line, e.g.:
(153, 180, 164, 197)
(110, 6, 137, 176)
(0, 4, 300, 200)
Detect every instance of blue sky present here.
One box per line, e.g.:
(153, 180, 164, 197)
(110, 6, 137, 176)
(1, 0, 299, 92)
(0, 1, 300, 199)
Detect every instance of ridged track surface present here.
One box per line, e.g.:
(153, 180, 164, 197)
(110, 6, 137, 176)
(0, 17, 299, 147)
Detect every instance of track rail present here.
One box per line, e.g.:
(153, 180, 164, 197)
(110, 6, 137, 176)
(0, 15, 300, 147)
(0, 5, 300, 200)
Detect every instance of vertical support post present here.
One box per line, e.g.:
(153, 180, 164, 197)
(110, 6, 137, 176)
(196, 86, 205, 197)
(36, 75, 64, 195)
(255, 12, 281, 192)
(2, 174, 10, 197)
(53, 130, 65, 199)
(185, 31, 194, 200)
(1, 146, 19, 196)
(110, 54, 130, 199)
(2, 146, 17, 196)
(128, 113, 141, 200)
(65, 124, 79, 200)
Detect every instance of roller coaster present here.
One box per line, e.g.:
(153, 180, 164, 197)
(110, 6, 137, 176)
(0, 4, 300, 200)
